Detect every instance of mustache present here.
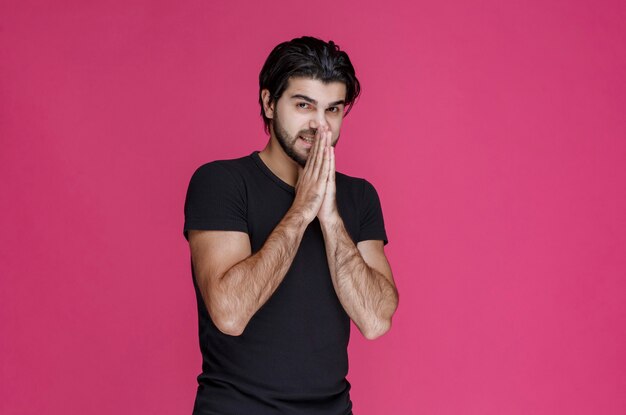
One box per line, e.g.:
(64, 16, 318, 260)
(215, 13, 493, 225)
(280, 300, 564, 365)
(298, 129, 318, 137)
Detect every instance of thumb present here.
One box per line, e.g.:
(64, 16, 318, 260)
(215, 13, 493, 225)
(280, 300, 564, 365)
(295, 166, 305, 187)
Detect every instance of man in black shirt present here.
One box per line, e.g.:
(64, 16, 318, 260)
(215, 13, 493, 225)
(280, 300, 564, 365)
(184, 36, 398, 415)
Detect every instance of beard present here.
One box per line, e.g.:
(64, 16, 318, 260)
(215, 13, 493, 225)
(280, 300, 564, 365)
(272, 110, 309, 168)
(271, 107, 339, 168)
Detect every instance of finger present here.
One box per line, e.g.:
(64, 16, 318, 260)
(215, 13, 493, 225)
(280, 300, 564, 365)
(296, 165, 305, 184)
(326, 127, 331, 149)
(319, 141, 330, 184)
(303, 129, 322, 176)
(329, 145, 335, 184)
(324, 127, 332, 173)
(318, 127, 331, 177)
(311, 129, 325, 179)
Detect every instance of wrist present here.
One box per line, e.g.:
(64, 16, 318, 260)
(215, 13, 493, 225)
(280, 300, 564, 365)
(286, 205, 315, 227)
(319, 210, 342, 229)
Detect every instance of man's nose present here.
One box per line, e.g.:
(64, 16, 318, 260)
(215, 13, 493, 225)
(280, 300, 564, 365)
(308, 112, 329, 131)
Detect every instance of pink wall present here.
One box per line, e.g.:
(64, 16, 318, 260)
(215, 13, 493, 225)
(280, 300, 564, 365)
(2, 0, 625, 414)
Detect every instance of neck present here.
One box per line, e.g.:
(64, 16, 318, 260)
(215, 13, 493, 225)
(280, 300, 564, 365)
(258, 136, 300, 187)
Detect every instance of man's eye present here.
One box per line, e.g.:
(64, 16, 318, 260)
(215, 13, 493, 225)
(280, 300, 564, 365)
(297, 103, 310, 109)
(327, 107, 338, 113)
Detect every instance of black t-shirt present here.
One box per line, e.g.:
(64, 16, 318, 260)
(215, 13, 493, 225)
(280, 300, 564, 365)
(183, 151, 387, 415)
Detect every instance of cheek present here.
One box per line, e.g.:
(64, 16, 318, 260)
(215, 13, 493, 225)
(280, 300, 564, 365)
(331, 119, 343, 136)
(282, 111, 306, 130)
(278, 115, 298, 133)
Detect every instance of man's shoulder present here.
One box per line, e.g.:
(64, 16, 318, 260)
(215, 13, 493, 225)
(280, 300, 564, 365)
(336, 171, 377, 192)
(194, 152, 255, 171)
(191, 153, 256, 180)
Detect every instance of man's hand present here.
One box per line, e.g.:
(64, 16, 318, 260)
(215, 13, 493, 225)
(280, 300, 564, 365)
(317, 126, 339, 225)
(292, 126, 332, 223)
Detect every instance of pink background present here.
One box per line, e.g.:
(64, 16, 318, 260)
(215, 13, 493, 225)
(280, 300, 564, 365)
(1, 0, 625, 414)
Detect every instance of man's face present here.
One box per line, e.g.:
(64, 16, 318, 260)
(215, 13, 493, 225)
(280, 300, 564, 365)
(268, 77, 347, 167)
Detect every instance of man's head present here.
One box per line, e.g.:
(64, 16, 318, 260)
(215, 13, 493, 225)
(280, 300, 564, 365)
(259, 36, 360, 166)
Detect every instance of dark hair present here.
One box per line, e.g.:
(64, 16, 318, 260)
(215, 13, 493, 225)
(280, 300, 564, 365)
(258, 36, 361, 134)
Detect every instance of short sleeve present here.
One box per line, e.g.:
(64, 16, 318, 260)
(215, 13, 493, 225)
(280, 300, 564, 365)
(183, 162, 248, 241)
(358, 179, 388, 245)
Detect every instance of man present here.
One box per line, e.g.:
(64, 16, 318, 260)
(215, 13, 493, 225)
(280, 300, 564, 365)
(183, 36, 398, 415)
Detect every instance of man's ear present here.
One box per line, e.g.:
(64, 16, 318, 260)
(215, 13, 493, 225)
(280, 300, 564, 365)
(261, 89, 275, 119)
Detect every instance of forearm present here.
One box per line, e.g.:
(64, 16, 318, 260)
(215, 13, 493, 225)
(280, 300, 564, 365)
(211, 208, 308, 335)
(321, 215, 398, 339)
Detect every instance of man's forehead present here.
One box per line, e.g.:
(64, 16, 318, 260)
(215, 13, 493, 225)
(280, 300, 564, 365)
(284, 77, 347, 102)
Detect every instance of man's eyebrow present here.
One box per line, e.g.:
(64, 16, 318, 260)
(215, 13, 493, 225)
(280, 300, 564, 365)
(328, 99, 346, 107)
(291, 94, 345, 107)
